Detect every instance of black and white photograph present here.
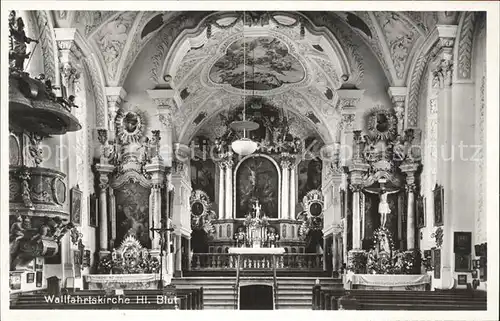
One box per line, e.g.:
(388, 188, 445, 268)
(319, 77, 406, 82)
(1, 1, 498, 320)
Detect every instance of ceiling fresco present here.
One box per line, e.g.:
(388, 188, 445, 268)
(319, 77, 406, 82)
(209, 37, 305, 90)
(41, 10, 449, 142)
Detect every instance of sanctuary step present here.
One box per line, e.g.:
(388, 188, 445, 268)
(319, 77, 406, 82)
(10, 288, 203, 310)
(172, 276, 343, 310)
(314, 288, 487, 310)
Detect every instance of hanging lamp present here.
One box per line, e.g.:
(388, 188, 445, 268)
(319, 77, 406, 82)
(230, 12, 259, 156)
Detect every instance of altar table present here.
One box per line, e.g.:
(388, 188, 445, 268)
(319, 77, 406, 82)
(347, 274, 431, 291)
(84, 273, 172, 290)
(228, 247, 285, 281)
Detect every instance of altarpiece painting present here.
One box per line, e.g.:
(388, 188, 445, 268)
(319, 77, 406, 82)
(115, 182, 150, 248)
(236, 156, 278, 218)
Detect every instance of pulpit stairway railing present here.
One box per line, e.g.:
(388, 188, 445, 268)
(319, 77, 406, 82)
(191, 253, 323, 271)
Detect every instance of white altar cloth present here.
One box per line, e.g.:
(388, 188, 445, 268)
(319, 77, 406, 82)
(84, 274, 172, 290)
(348, 274, 431, 291)
(228, 247, 285, 255)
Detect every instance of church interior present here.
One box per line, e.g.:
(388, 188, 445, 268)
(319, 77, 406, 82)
(6, 9, 492, 311)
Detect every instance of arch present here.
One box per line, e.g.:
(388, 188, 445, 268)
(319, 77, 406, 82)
(179, 102, 332, 145)
(455, 12, 477, 81)
(233, 154, 282, 219)
(404, 28, 439, 129)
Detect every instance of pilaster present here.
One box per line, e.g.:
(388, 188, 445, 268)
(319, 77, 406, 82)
(105, 87, 127, 140)
(147, 89, 178, 166)
(54, 28, 83, 98)
(387, 87, 407, 134)
(430, 23, 458, 289)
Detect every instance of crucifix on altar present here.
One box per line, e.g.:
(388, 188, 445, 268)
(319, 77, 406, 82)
(365, 178, 400, 228)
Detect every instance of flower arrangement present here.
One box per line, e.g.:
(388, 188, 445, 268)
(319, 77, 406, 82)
(97, 256, 113, 274)
(347, 250, 368, 274)
(365, 228, 423, 274)
(298, 216, 323, 238)
(244, 214, 269, 229)
(97, 251, 162, 274)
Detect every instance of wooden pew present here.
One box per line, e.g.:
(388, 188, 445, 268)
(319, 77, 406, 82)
(11, 287, 204, 310)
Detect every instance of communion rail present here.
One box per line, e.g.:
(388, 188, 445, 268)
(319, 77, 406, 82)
(191, 253, 323, 270)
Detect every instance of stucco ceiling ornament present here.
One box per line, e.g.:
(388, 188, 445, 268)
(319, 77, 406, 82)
(305, 12, 364, 88)
(73, 11, 118, 37)
(117, 12, 162, 85)
(373, 12, 421, 80)
(95, 12, 137, 80)
(115, 108, 147, 145)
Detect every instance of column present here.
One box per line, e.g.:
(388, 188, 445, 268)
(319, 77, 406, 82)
(217, 161, 225, 219)
(109, 187, 116, 242)
(95, 163, 113, 254)
(224, 155, 234, 219)
(145, 159, 166, 250)
(280, 155, 291, 219)
(350, 184, 362, 250)
(332, 235, 338, 272)
(342, 217, 348, 263)
(289, 163, 296, 220)
(187, 236, 192, 270)
(175, 234, 182, 276)
(348, 131, 370, 250)
(105, 87, 127, 141)
(432, 24, 458, 289)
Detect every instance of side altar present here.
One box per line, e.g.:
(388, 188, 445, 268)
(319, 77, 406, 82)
(84, 235, 171, 290)
(343, 107, 429, 291)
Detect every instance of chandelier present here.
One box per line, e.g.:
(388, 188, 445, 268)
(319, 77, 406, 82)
(230, 12, 260, 156)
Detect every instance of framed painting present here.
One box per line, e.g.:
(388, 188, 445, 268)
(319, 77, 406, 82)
(433, 184, 444, 226)
(26, 272, 35, 284)
(70, 185, 82, 225)
(433, 248, 441, 279)
(454, 232, 472, 254)
(89, 193, 98, 227)
(416, 195, 425, 228)
(455, 254, 471, 272)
